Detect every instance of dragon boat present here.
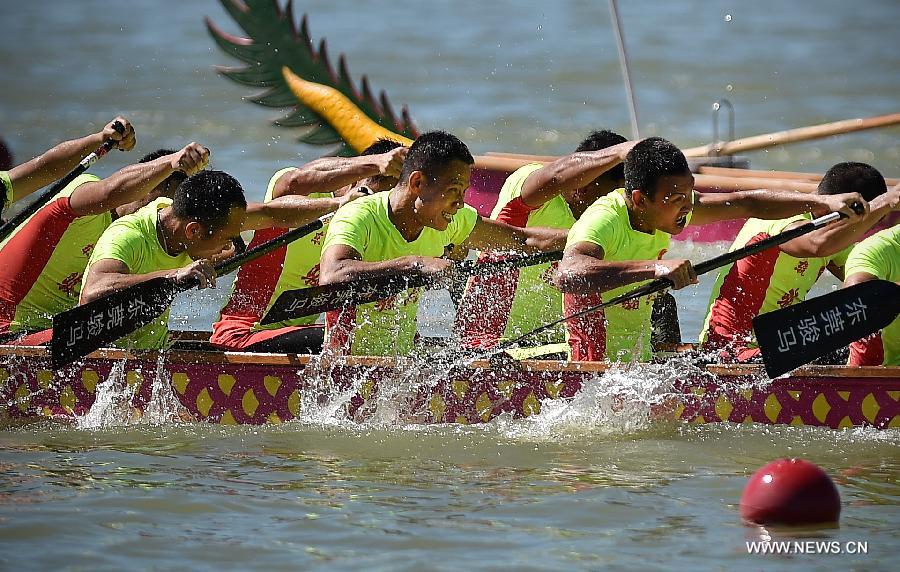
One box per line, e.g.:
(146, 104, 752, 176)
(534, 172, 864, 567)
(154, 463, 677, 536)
(1, 339, 897, 430)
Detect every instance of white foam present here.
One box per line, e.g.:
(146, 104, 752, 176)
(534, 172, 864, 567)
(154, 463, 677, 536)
(75, 361, 137, 429)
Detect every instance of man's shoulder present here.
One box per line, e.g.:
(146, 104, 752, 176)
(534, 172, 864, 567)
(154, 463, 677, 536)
(105, 198, 166, 237)
(577, 190, 627, 225)
(848, 225, 900, 266)
(334, 192, 385, 222)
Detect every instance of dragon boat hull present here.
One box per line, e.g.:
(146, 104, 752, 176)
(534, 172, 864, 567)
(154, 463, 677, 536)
(1, 346, 897, 430)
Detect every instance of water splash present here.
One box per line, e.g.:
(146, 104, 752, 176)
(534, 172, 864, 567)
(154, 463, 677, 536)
(489, 361, 698, 442)
(142, 354, 189, 425)
(76, 361, 137, 429)
(293, 352, 372, 428)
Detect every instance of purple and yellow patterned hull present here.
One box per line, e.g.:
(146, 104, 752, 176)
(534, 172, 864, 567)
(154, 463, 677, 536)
(1, 347, 898, 429)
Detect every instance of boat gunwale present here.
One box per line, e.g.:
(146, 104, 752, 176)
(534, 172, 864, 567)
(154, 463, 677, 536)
(1, 345, 897, 379)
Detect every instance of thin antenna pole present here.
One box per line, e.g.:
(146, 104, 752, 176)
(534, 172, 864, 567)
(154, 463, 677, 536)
(608, 0, 640, 139)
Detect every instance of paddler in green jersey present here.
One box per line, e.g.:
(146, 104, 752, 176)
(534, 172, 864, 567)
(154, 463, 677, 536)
(80, 164, 367, 350)
(844, 224, 900, 366)
(210, 139, 407, 353)
(555, 137, 869, 363)
(319, 130, 569, 357)
(454, 130, 636, 358)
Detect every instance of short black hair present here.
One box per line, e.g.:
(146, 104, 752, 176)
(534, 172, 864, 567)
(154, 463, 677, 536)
(172, 170, 247, 232)
(576, 129, 628, 181)
(140, 148, 187, 193)
(400, 131, 473, 182)
(361, 138, 403, 156)
(818, 162, 886, 202)
(624, 137, 690, 198)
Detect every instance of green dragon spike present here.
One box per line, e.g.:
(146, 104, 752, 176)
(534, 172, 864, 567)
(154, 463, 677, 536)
(206, 0, 418, 156)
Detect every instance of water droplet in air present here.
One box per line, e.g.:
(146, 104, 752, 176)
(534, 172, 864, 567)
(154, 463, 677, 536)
(726, 84, 734, 92)
(724, 14, 733, 22)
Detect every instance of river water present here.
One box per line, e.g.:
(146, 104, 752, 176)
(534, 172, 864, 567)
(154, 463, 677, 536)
(1, 0, 898, 569)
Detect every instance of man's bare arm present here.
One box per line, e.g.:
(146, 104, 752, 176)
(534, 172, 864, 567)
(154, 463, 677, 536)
(272, 148, 406, 198)
(461, 217, 567, 254)
(690, 189, 867, 226)
(8, 117, 137, 202)
(318, 244, 450, 285)
(519, 141, 635, 208)
(554, 241, 696, 294)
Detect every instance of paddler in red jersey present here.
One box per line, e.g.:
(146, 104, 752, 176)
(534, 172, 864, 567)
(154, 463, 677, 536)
(210, 139, 407, 353)
(699, 162, 899, 362)
(454, 130, 639, 358)
(555, 137, 867, 363)
(319, 130, 568, 357)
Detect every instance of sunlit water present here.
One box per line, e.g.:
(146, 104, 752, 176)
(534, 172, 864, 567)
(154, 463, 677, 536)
(1, 0, 898, 569)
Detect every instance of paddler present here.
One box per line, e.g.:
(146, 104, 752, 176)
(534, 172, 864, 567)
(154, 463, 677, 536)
(0, 137, 209, 343)
(319, 130, 568, 356)
(210, 139, 407, 353)
(843, 224, 900, 366)
(454, 130, 635, 358)
(78, 169, 245, 350)
(0, 117, 135, 215)
(554, 137, 867, 362)
(699, 163, 899, 361)
(77, 166, 351, 351)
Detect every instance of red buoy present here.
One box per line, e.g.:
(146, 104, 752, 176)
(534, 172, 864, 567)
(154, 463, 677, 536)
(740, 459, 841, 525)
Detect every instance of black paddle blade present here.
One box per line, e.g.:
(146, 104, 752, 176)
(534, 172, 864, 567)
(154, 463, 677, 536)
(50, 277, 179, 368)
(753, 280, 900, 378)
(260, 274, 424, 325)
(260, 251, 564, 325)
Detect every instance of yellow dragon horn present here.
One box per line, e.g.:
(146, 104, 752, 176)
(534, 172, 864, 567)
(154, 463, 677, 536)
(282, 67, 413, 152)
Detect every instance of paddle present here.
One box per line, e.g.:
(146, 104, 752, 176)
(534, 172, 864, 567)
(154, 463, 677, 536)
(259, 250, 564, 325)
(0, 122, 125, 242)
(478, 113, 900, 168)
(681, 112, 900, 157)
(753, 280, 900, 378)
(50, 215, 332, 368)
(496, 210, 850, 353)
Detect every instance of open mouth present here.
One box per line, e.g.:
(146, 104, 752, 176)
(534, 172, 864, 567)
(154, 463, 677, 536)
(676, 213, 688, 227)
(441, 212, 454, 223)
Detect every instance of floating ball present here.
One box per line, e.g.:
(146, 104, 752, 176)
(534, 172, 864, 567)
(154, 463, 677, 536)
(740, 458, 841, 525)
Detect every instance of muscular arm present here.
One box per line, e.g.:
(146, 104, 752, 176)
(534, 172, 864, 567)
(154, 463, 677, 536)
(779, 188, 898, 258)
(272, 148, 406, 198)
(519, 141, 634, 208)
(690, 189, 866, 226)
(8, 117, 136, 202)
(68, 143, 207, 217)
(242, 195, 345, 230)
(81, 260, 177, 304)
(460, 217, 567, 253)
(81, 257, 216, 304)
(318, 244, 447, 285)
(554, 241, 659, 294)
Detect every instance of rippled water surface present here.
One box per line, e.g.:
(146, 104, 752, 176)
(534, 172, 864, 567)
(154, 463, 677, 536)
(1, 0, 899, 569)
(2, 420, 898, 570)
